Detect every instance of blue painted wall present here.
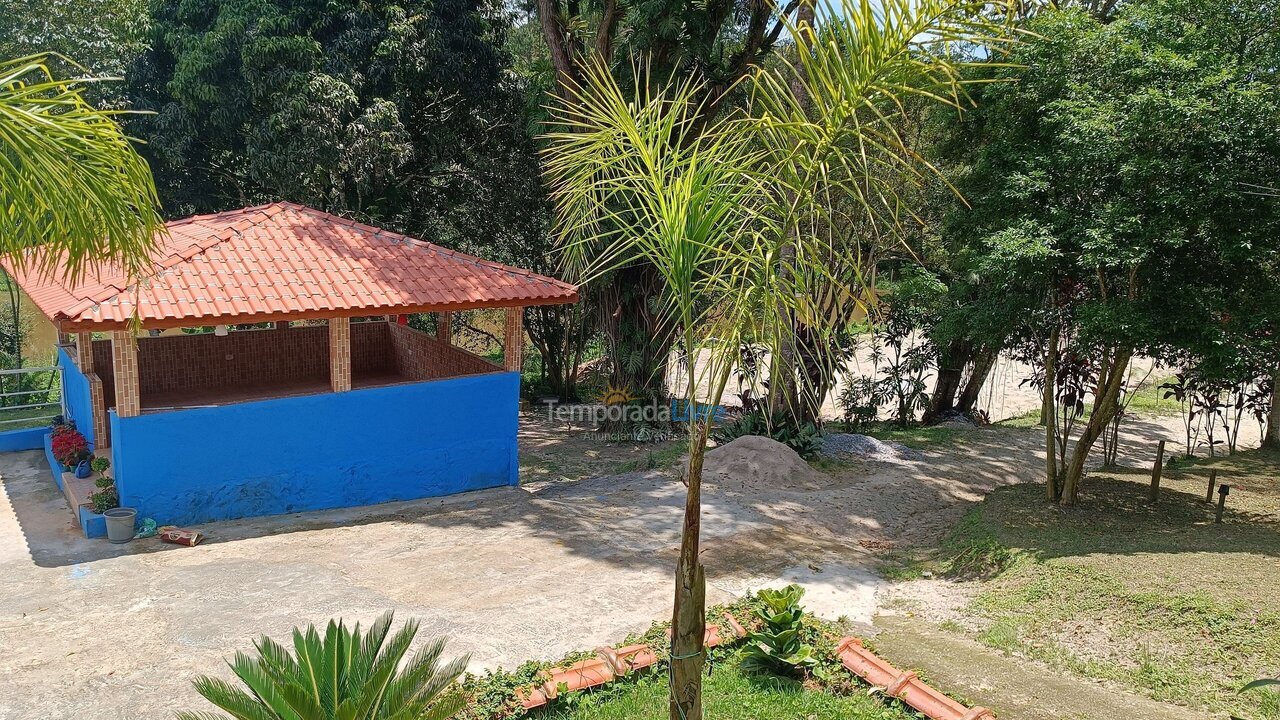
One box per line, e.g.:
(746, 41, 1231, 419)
(109, 372, 520, 525)
(0, 425, 49, 452)
(58, 346, 95, 448)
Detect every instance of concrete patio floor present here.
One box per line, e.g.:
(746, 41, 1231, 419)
(0, 415, 1205, 719)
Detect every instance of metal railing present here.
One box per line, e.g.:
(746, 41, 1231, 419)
(0, 365, 63, 430)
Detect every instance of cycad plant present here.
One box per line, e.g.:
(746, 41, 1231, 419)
(1, 54, 160, 281)
(542, 3, 1017, 718)
(177, 612, 467, 720)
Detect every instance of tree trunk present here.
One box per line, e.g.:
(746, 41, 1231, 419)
(1060, 347, 1133, 505)
(924, 339, 967, 423)
(1043, 325, 1059, 501)
(1266, 366, 1280, 450)
(669, 422, 708, 720)
(771, 0, 816, 422)
(600, 265, 671, 404)
(956, 345, 999, 414)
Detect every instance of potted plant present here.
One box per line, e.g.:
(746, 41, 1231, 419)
(89, 476, 135, 543)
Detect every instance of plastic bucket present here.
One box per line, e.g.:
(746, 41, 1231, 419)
(103, 507, 137, 544)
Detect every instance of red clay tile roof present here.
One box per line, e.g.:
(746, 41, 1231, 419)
(6, 202, 578, 331)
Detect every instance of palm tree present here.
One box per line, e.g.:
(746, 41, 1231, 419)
(1, 54, 160, 281)
(178, 612, 467, 720)
(542, 2, 1018, 719)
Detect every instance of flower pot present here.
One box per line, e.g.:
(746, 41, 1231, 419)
(103, 507, 137, 544)
(75, 459, 92, 479)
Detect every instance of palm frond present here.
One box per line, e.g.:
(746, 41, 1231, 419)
(0, 53, 161, 283)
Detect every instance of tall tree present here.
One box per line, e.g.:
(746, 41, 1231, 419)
(936, 0, 1280, 502)
(544, 3, 1016, 718)
(130, 0, 544, 255)
(533, 0, 800, 402)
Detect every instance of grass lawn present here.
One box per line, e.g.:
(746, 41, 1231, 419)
(928, 448, 1280, 719)
(536, 652, 920, 720)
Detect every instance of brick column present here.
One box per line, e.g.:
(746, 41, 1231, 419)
(329, 317, 352, 392)
(110, 330, 141, 417)
(74, 332, 94, 372)
(436, 312, 452, 346)
(503, 307, 524, 372)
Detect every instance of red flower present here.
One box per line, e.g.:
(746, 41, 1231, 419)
(51, 428, 88, 467)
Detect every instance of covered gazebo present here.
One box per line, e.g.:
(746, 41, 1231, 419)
(8, 202, 577, 528)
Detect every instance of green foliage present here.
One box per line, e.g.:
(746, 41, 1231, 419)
(90, 456, 110, 474)
(178, 611, 466, 720)
(741, 585, 819, 676)
(0, 54, 161, 280)
(88, 481, 118, 515)
(714, 410, 823, 459)
(934, 0, 1280, 361)
(131, 0, 544, 251)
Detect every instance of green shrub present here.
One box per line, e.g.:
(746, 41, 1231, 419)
(715, 410, 822, 458)
(88, 479, 118, 514)
(178, 611, 466, 720)
(741, 585, 819, 676)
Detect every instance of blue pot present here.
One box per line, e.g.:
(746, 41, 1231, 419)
(75, 459, 92, 479)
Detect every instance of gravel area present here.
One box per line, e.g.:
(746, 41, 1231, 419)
(820, 433, 924, 463)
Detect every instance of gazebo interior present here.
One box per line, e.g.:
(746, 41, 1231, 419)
(87, 319, 498, 412)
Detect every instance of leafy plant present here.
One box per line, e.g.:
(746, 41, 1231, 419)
(90, 456, 109, 474)
(178, 611, 466, 720)
(837, 374, 880, 431)
(88, 477, 118, 514)
(715, 409, 823, 459)
(741, 585, 818, 676)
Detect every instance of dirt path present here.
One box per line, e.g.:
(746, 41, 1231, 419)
(871, 615, 1212, 720)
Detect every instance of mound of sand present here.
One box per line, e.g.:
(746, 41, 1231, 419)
(702, 435, 826, 492)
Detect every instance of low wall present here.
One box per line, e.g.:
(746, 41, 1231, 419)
(0, 425, 49, 452)
(109, 371, 520, 525)
(58, 346, 97, 448)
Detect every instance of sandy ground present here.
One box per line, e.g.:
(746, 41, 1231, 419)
(668, 342, 1167, 423)
(0, 411, 1252, 718)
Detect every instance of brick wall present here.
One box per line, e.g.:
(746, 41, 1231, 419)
(90, 321, 492, 409)
(389, 322, 500, 380)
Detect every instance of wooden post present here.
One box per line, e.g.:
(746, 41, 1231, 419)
(1148, 440, 1165, 502)
(1204, 469, 1218, 503)
(110, 330, 141, 418)
(1215, 484, 1229, 524)
(274, 320, 289, 330)
(329, 317, 351, 392)
(503, 307, 524, 372)
(437, 312, 453, 346)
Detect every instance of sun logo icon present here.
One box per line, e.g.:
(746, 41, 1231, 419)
(599, 384, 637, 406)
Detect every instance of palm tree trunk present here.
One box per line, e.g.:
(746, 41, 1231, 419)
(669, 421, 708, 720)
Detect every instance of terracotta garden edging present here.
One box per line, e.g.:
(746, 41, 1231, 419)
(515, 613, 745, 710)
(836, 637, 996, 720)
(509, 618, 994, 720)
